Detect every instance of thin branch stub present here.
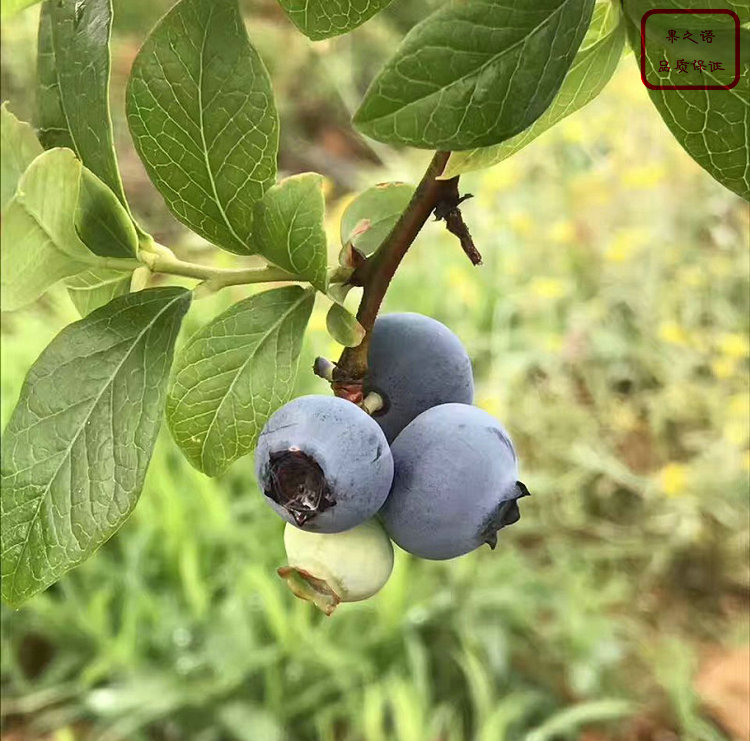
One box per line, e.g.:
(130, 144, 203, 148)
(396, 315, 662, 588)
(433, 188, 482, 266)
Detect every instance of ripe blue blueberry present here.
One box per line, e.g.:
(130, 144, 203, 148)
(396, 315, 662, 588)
(255, 395, 393, 533)
(366, 313, 474, 442)
(380, 403, 529, 560)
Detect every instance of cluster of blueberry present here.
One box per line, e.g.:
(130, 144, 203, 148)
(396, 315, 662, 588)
(254, 313, 529, 614)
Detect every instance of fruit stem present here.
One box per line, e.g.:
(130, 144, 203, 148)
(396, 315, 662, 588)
(333, 151, 457, 389)
(362, 392, 384, 415)
(313, 357, 336, 382)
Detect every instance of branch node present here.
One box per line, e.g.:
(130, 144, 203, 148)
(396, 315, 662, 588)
(332, 379, 364, 406)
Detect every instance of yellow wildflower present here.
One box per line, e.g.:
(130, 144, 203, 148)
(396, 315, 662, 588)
(660, 463, 688, 497)
(561, 117, 586, 144)
(718, 333, 749, 359)
(659, 322, 689, 346)
(529, 277, 566, 300)
(477, 394, 504, 419)
(480, 160, 520, 194)
(711, 356, 737, 380)
(725, 420, 748, 447)
(729, 394, 749, 418)
(548, 220, 576, 244)
(622, 164, 667, 188)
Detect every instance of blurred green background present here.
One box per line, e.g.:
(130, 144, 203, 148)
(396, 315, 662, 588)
(1, 1, 749, 740)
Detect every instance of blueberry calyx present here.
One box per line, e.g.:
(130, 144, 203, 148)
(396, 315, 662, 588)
(482, 481, 531, 549)
(277, 566, 341, 616)
(265, 450, 335, 526)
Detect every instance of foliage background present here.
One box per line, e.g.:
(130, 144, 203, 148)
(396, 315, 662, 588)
(1, 1, 748, 739)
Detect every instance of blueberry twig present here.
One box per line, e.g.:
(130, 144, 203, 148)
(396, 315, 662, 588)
(331, 151, 462, 398)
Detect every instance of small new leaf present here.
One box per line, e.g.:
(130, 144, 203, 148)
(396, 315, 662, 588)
(353, 0, 596, 150)
(1, 287, 191, 606)
(1, 149, 112, 312)
(277, 0, 395, 40)
(1, 103, 43, 210)
(76, 168, 139, 258)
(127, 0, 279, 254)
(442, 0, 625, 178)
(339, 182, 414, 257)
(166, 286, 314, 477)
(326, 302, 366, 347)
(253, 173, 329, 291)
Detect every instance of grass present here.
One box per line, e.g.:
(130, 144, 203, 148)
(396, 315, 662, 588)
(1, 6, 749, 740)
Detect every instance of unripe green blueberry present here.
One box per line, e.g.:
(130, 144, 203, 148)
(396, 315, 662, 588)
(279, 519, 394, 615)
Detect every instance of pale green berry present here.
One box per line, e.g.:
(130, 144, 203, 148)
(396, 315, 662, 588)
(279, 519, 394, 615)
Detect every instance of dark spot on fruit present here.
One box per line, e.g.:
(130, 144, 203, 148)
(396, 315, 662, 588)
(266, 450, 335, 526)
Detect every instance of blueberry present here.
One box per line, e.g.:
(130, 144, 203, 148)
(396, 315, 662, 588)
(279, 519, 394, 614)
(255, 395, 393, 533)
(380, 403, 529, 560)
(366, 313, 474, 442)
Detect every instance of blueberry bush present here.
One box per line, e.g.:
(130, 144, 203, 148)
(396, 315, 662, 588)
(0, 0, 747, 631)
(1, 0, 749, 733)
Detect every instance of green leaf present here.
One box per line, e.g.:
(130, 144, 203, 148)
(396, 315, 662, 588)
(339, 182, 414, 257)
(166, 286, 314, 477)
(1, 103, 136, 259)
(326, 301, 365, 347)
(623, 2, 750, 201)
(442, 0, 625, 178)
(1, 0, 41, 20)
(36, 3, 74, 150)
(277, 0, 395, 40)
(253, 173, 329, 292)
(526, 699, 633, 741)
(1, 149, 112, 312)
(36, 0, 127, 206)
(1, 287, 191, 606)
(127, 0, 279, 255)
(733, 0, 750, 22)
(353, 0, 596, 150)
(622, 0, 749, 24)
(1, 103, 44, 210)
(76, 168, 139, 258)
(66, 267, 133, 317)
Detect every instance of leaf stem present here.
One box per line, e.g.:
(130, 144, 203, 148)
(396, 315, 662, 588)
(138, 250, 302, 289)
(102, 258, 142, 271)
(333, 151, 456, 387)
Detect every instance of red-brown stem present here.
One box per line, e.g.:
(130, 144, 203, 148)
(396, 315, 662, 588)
(333, 151, 455, 390)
